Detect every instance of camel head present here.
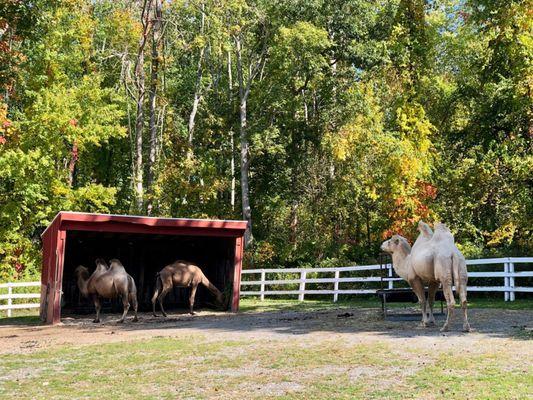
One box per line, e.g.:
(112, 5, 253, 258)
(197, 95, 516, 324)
(380, 234, 411, 255)
(74, 265, 90, 298)
(215, 291, 224, 306)
(74, 265, 89, 279)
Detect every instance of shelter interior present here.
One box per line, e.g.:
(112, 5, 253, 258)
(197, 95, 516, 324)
(61, 230, 236, 315)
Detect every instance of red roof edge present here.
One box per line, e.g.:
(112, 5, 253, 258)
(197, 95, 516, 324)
(41, 211, 248, 237)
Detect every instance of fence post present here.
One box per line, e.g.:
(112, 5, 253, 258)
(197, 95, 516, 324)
(509, 262, 515, 301)
(333, 270, 340, 302)
(260, 270, 266, 301)
(504, 262, 509, 301)
(7, 284, 12, 318)
(298, 271, 307, 301)
(388, 264, 393, 290)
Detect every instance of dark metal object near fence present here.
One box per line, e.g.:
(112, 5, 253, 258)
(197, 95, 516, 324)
(376, 252, 444, 318)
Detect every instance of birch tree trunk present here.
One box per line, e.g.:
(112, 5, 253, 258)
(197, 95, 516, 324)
(146, 0, 162, 213)
(187, 2, 206, 157)
(227, 50, 235, 211)
(133, 0, 151, 212)
(235, 35, 253, 246)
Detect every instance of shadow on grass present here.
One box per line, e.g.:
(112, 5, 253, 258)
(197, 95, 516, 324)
(2, 299, 531, 342)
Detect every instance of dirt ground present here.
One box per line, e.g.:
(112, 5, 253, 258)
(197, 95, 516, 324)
(0, 306, 531, 355)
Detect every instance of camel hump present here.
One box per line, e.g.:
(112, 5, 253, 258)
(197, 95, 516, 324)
(418, 221, 433, 238)
(109, 258, 124, 267)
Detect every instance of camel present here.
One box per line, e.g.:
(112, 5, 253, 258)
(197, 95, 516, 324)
(430, 222, 470, 332)
(152, 260, 224, 317)
(75, 258, 138, 323)
(380, 221, 470, 332)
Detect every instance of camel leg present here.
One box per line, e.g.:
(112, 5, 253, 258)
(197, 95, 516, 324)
(440, 283, 455, 332)
(427, 281, 439, 326)
(409, 277, 428, 327)
(130, 293, 139, 322)
(152, 287, 160, 317)
(189, 284, 198, 315)
(93, 295, 102, 323)
(158, 287, 171, 317)
(459, 279, 470, 332)
(117, 295, 130, 324)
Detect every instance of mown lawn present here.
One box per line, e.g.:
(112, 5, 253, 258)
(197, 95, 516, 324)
(0, 333, 530, 399)
(0, 298, 532, 399)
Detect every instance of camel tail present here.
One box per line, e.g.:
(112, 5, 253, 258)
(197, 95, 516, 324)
(128, 275, 137, 295)
(201, 275, 223, 300)
(451, 253, 461, 295)
(151, 273, 162, 305)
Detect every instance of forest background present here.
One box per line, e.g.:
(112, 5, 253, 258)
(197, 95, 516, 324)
(0, 0, 531, 280)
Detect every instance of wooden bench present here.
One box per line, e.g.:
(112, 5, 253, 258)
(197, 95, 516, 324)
(377, 253, 444, 318)
(376, 288, 444, 318)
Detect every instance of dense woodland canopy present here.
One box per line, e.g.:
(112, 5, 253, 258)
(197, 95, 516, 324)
(0, 0, 531, 280)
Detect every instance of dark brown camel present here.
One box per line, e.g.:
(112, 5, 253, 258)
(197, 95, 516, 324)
(75, 258, 138, 323)
(151, 260, 224, 317)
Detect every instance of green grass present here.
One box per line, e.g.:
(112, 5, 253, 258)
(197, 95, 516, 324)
(1, 297, 532, 398)
(0, 335, 530, 399)
(238, 297, 533, 313)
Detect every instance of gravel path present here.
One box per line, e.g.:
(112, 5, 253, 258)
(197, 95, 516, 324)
(0, 307, 531, 355)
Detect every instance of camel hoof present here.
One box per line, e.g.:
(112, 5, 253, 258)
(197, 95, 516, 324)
(117, 319, 125, 324)
(93, 319, 100, 323)
(419, 321, 428, 328)
(132, 317, 139, 323)
(440, 325, 449, 332)
(463, 324, 471, 332)
(152, 314, 158, 318)
(162, 313, 168, 318)
(190, 312, 196, 316)
(427, 320, 436, 326)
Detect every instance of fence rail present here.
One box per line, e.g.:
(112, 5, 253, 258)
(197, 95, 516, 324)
(240, 257, 533, 302)
(1, 257, 532, 317)
(0, 282, 41, 317)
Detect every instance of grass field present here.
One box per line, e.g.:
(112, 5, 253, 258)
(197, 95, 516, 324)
(0, 298, 532, 399)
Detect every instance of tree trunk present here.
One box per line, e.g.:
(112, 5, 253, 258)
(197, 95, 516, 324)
(133, 0, 151, 212)
(235, 35, 253, 246)
(68, 141, 78, 187)
(227, 50, 235, 211)
(187, 2, 206, 158)
(146, 0, 162, 210)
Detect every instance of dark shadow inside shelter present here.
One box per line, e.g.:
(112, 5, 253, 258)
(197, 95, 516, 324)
(61, 230, 235, 316)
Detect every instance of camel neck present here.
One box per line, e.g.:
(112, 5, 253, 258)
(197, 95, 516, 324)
(391, 249, 410, 280)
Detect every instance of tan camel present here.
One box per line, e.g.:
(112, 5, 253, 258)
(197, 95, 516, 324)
(75, 258, 138, 323)
(151, 260, 224, 317)
(411, 221, 440, 326)
(430, 222, 470, 332)
(380, 221, 470, 332)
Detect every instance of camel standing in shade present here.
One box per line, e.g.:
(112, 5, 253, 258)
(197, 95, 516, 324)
(381, 221, 470, 332)
(75, 258, 138, 323)
(152, 260, 224, 317)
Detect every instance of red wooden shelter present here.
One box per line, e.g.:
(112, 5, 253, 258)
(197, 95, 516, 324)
(40, 211, 247, 324)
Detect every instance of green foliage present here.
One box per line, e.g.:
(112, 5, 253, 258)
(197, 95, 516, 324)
(0, 0, 531, 279)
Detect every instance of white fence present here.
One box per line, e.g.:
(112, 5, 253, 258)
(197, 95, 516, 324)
(1, 257, 532, 317)
(0, 282, 41, 317)
(240, 257, 533, 302)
